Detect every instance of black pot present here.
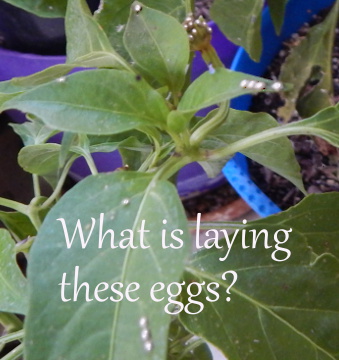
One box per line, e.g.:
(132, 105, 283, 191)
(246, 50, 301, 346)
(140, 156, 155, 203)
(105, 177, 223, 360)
(0, 0, 100, 55)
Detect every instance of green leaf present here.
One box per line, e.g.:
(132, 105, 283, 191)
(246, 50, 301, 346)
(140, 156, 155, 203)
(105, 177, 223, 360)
(25, 172, 190, 360)
(1, 0, 66, 17)
(95, 0, 185, 59)
(2, 69, 169, 135)
(178, 68, 285, 117)
(267, 0, 288, 34)
(255, 193, 339, 259)
(210, 0, 263, 62)
(65, 0, 130, 71)
(118, 137, 153, 170)
(18, 144, 62, 175)
(181, 196, 339, 359)
(278, 2, 339, 120)
(207, 109, 305, 192)
(10, 117, 57, 146)
(285, 103, 339, 147)
(0, 229, 27, 315)
(124, 2, 189, 92)
(0, 212, 36, 241)
(0, 65, 75, 107)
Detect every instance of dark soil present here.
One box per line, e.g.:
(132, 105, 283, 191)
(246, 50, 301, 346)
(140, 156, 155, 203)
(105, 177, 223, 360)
(183, 181, 239, 218)
(249, 7, 339, 210)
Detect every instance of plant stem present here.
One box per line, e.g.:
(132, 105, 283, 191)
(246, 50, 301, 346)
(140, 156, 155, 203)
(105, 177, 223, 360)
(0, 330, 24, 346)
(1, 343, 24, 360)
(41, 155, 77, 210)
(83, 151, 98, 175)
(190, 101, 229, 146)
(0, 313, 23, 333)
(208, 125, 330, 161)
(185, 0, 194, 15)
(32, 174, 41, 198)
(154, 154, 191, 182)
(0, 198, 28, 215)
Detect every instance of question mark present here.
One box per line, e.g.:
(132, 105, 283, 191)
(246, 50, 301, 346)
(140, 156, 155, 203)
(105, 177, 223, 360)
(222, 271, 238, 302)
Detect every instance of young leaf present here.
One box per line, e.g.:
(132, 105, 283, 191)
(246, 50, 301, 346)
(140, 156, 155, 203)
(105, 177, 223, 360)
(206, 109, 305, 193)
(0, 229, 27, 315)
(181, 195, 339, 359)
(267, 0, 288, 34)
(18, 144, 63, 175)
(1, 0, 66, 17)
(95, 0, 185, 59)
(10, 118, 57, 146)
(0, 212, 36, 241)
(2, 69, 169, 135)
(124, 2, 190, 92)
(25, 172, 190, 360)
(278, 1, 339, 120)
(178, 68, 286, 117)
(210, 0, 263, 62)
(65, 0, 130, 71)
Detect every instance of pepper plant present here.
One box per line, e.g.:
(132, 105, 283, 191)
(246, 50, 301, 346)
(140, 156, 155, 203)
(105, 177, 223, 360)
(0, 0, 338, 359)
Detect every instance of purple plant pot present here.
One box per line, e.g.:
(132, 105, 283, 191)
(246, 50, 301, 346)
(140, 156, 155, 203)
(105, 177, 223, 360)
(1, 22, 238, 197)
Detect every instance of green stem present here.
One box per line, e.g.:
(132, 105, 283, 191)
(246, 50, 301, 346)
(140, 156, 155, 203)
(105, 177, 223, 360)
(178, 338, 205, 359)
(0, 330, 24, 346)
(185, 0, 194, 15)
(0, 198, 28, 215)
(201, 43, 225, 69)
(154, 155, 191, 182)
(41, 155, 77, 210)
(208, 125, 326, 161)
(190, 101, 229, 146)
(0, 313, 23, 333)
(32, 174, 41, 198)
(1, 343, 24, 360)
(83, 151, 98, 175)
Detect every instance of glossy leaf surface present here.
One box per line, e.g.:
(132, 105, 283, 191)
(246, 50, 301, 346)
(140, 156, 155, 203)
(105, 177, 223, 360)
(124, 2, 189, 92)
(25, 172, 190, 360)
(2, 70, 169, 135)
(178, 68, 284, 117)
(181, 193, 339, 359)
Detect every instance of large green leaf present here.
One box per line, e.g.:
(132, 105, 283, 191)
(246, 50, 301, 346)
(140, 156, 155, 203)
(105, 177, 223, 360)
(2, 69, 169, 135)
(25, 172, 190, 360)
(255, 193, 339, 259)
(181, 194, 339, 359)
(95, 0, 185, 59)
(0, 65, 75, 107)
(210, 0, 263, 61)
(0, 229, 28, 315)
(206, 109, 305, 192)
(1, 0, 66, 17)
(65, 0, 130, 71)
(278, 1, 339, 120)
(266, 0, 288, 34)
(178, 68, 285, 117)
(124, 2, 189, 92)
